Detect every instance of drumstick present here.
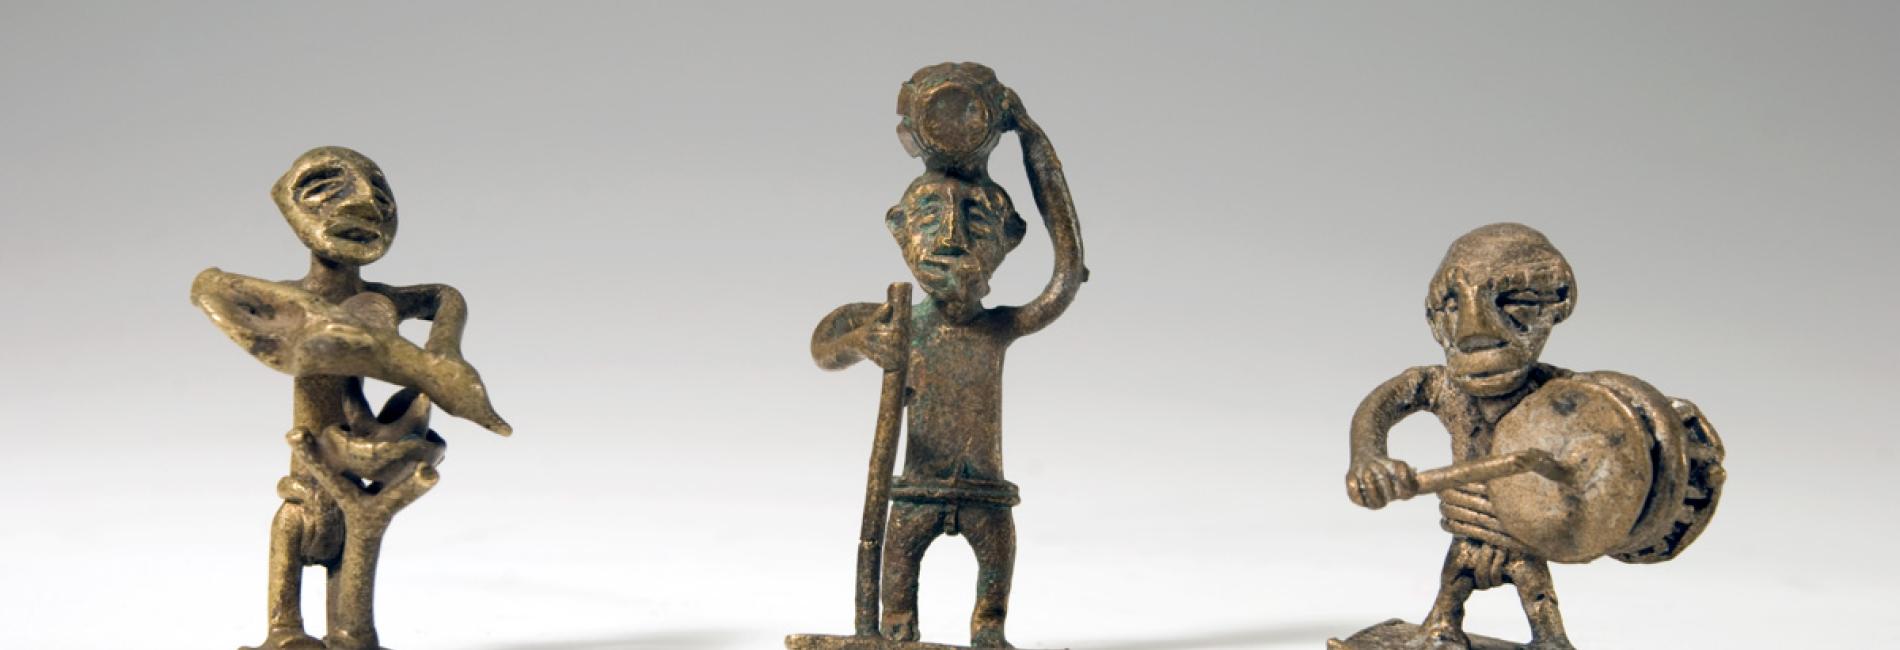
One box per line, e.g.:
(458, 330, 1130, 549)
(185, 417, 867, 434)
(1411, 449, 1569, 497)
(855, 282, 911, 636)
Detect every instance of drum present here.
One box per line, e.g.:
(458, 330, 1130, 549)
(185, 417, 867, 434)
(896, 63, 1008, 170)
(1486, 372, 1726, 564)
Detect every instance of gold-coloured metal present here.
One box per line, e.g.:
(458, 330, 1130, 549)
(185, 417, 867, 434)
(191, 146, 510, 650)
(788, 62, 1086, 650)
(1332, 223, 1727, 649)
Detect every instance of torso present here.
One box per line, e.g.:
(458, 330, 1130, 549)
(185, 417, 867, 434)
(900, 302, 1016, 482)
(1425, 363, 1570, 462)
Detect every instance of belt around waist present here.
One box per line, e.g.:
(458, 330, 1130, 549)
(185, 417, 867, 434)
(890, 476, 1021, 507)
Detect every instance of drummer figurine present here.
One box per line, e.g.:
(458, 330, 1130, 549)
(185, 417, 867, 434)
(787, 63, 1086, 650)
(191, 146, 511, 650)
(1331, 223, 1726, 650)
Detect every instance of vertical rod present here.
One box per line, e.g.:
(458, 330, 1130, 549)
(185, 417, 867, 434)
(855, 282, 911, 636)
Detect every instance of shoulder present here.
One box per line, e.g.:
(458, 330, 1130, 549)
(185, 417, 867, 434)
(825, 302, 883, 322)
(1397, 364, 1450, 389)
(1531, 363, 1573, 384)
(816, 302, 883, 336)
(979, 306, 1028, 340)
(1406, 365, 1460, 406)
(364, 281, 458, 296)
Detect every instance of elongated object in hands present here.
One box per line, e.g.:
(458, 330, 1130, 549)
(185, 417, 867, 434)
(855, 282, 911, 636)
(1409, 449, 1568, 496)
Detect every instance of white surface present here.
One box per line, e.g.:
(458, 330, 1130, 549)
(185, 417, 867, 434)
(2, 2, 1895, 648)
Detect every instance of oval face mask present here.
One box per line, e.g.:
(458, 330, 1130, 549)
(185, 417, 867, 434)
(274, 146, 399, 266)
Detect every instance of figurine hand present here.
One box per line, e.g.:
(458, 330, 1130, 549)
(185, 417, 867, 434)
(1000, 88, 1036, 135)
(420, 353, 512, 436)
(1346, 456, 1417, 509)
(1438, 483, 1530, 553)
(856, 303, 907, 372)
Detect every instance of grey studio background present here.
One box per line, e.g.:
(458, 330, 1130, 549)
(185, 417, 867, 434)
(1, 2, 1895, 648)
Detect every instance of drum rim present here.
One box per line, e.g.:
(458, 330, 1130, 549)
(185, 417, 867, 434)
(1581, 371, 1691, 558)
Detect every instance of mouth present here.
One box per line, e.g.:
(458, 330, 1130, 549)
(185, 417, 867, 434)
(328, 225, 382, 246)
(917, 255, 968, 277)
(1456, 365, 1529, 393)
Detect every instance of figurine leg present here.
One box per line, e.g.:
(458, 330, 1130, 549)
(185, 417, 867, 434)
(960, 505, 1016, 649)
(1416, 538, 1479, 649)
(1506, 556, 1573, 650)
(881, 502, 948, 642)
(250, 500, 331, 650)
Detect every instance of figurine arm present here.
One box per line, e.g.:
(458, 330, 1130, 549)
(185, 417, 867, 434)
(1349, 366, 1438, 460)
(812, 302, 901, 371)
(1345, 366, 1440, 509)
(998, 91, 1086, 338)
(369, 282, 468, 357)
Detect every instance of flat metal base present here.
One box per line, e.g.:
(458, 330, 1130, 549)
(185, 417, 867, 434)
(785, 633, 1061, 650)
(1327, 619, 1518, 650)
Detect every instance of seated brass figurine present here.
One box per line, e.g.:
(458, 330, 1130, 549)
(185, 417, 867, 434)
(787, 63, 1086, 650)
(192, 146, 511, 650)
(1329, 223, 1726, 649)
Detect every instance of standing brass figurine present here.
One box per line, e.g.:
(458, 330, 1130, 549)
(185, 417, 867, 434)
(192, 147, 511, 650)
(1329, 224, 1726, 650)
(787, 63, 1087, 650)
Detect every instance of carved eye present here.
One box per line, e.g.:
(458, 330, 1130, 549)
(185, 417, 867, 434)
(963, 200, 995, 237)
(1435, 292, 1459, 314)
(368, 175, 395, 213)
(913, 194, 945, 225)
(295, 167, 346, 204)
(1498, 290, 1554, 331)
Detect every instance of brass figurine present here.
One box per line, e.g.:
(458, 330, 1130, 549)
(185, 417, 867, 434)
(787, 63, 1087, 650)
(192, 147, 511, 650)
(1329, 224, 1726, 649)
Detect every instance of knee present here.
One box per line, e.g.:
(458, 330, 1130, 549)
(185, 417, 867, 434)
(273, 501, 342, 564)
(1505, 559, 1552, 590)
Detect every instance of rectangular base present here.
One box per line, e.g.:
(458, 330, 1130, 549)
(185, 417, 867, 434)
(785, 633, 1062, 650)
(1327, 619, 1518, 650)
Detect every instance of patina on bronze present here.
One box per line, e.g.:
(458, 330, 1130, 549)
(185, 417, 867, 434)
(192, 146, 511, 650)
(787, 63, 1086, 650)
(1330, 223, 1726, 650)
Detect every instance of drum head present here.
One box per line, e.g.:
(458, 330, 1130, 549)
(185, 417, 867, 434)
(915, 83, 998, 158)
(1490, 374, 1670, 563)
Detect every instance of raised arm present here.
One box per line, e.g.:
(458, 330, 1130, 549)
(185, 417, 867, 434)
(998, 90, 1086, 338)
(368, 282, 468, 356)
(1345, 366, 1441, 509)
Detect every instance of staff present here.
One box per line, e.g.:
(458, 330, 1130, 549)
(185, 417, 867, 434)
(855, 281, 911, 636)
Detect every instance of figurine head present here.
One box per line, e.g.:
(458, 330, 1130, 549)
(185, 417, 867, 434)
(271, 146, 397, 266)
(1426, 223, 1577, 397)
(897, 62, 1010, 176)
(887, 171, 1027, 310)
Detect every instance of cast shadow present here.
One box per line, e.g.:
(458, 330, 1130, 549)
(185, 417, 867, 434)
(481, 627, 748, 650)
(1072, 621, 1356, 650)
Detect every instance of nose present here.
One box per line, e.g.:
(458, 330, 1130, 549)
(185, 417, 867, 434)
(934, 207, 968, 250)
(1452, 286, 1508, 353)
(335, 177, 387, 223)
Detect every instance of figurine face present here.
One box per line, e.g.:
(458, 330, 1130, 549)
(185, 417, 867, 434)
(272, 147, 397, 266)
(887, 173, 1025, 307)
(1426, 224, 1576, 397)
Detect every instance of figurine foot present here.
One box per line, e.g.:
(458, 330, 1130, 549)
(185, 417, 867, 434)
(241, 628, 326, 650)
(1521, 639, 1575, 650)
(1329, 620, 1515, 650)
(971, 626, 1013, 648)
(882, 612, 920, 643)
(1410, 621, 1471, 650)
